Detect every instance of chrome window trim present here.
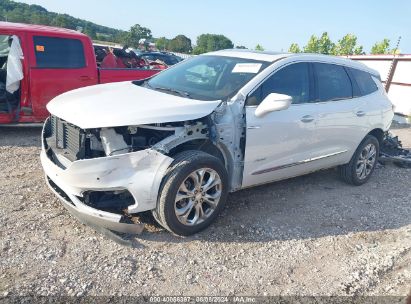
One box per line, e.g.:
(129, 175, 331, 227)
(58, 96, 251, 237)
(243, 59, 366, 108)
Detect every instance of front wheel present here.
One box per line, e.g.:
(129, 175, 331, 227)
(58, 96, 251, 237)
(153, 150, 229, 236)
(339, 135, 379, 186)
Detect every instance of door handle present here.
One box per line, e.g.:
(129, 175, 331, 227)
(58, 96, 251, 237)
(356, 111, 366, 117)
(301, 115, 314, 123)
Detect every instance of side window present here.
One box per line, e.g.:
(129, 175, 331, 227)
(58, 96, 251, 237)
(247, 62, 310, 106)
(33, 36, 85, 68)
(142, 55, 155, 61)
(349, 68, 378, 96)
(314, 63, 352, 102)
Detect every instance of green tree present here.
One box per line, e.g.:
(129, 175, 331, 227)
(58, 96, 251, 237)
(4, 7, 29, 23)
(168, 35, 192, 53)
(288, 43, 301, 53)
(370, 39, 391, 54)
(255, 44, 264, 51)
(113, 31, 127, 43)
(31, 12, 50, 25)
(0, 0, 126, 41)
(303, 35, 320, 53)
(155, 37, 169, 51)
(121, 24, 152, 48)
(332, 34, 363, 55)
(303, 32, 334, 54)
(51, 14, 76, 29)
(193, 34, 234, 54)
(83, 24, 97, 39)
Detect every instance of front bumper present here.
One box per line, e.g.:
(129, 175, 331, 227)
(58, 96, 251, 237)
(46, 176, 144, 234)
(41, 143, 173, 235)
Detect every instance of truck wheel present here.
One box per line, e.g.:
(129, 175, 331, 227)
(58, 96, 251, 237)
(339, 135, 379, 186)
(153, 150, 229, 236)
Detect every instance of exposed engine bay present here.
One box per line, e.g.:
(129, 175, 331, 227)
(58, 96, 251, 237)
(91, 123, 180, 157)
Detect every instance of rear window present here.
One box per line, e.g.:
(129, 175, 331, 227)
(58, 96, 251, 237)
(33, 36, 85, 68)
(141, 54, 179, 65)
(349, 68, 378, 96)
(314, 63, 352, 102)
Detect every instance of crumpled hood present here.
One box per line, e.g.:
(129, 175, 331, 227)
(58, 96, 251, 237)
(47, 81, 221, 129)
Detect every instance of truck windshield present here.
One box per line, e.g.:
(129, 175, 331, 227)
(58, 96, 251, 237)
(146, 55, 269, 101)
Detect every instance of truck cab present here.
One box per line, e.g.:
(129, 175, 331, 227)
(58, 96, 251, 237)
(0, 22, 161, 125)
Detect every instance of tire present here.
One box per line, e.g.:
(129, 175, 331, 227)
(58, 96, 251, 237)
(339, 135, 380, 186)
(153, 150, 229, 236)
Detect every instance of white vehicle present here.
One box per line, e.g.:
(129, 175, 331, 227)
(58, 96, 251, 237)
(41, 50, 394, 236)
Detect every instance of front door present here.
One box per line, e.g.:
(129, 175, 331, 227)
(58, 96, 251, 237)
(242, 62, 321, 188)
(28, 34, 97, 121)
(0, 31, 30, 123)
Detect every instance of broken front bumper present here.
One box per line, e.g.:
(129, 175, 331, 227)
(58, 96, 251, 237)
(45, 175, 144, 234)
(40, 145, 173, 235)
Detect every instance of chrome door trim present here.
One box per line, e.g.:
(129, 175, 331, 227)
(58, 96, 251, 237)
(251, 150, 348, 175)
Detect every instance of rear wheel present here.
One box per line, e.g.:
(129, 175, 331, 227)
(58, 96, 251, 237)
(153, 150, 228, 236)
(339, 135, 379, 186)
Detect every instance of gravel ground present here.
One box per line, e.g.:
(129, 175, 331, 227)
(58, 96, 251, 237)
(0, 126, 410, 298)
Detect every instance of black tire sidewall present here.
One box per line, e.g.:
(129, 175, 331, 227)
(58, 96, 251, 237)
(159, 152, 229, 236)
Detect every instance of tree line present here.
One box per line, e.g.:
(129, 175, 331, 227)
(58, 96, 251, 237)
(0, 0, 398, 55)
(0, 0, 124, 41)
(287, 32, 397, 55)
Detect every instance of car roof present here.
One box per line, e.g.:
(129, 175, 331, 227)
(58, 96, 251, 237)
(0, 21, 87, 37)
(206, 49, 379, 76)
(205, 49, 289, 62)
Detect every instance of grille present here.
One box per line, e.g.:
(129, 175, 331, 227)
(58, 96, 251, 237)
(46, 116, 86, 162)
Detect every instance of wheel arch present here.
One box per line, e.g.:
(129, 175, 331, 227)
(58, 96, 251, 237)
(166, 139, 240, 192)
(168, 139, 228, 169)
(367, 128, 385, 145)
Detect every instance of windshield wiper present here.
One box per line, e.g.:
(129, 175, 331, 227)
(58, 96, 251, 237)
(151, 86, 193, 99)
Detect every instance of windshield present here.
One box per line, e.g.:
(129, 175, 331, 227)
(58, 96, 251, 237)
(147, 55, 269, 101)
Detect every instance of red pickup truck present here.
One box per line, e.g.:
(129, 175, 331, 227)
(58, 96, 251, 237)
(0, 22, 161, 125)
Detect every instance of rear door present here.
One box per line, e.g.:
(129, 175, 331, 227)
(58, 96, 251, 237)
(28, 35, 97, 120)
(309, 62, 369, 167)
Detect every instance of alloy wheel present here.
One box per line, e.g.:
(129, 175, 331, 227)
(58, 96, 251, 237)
(174, 168, 222, 226)
(356, 143, 377, 180)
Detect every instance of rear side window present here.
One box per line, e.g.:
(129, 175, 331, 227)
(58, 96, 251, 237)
(162, 56, 179, 65)
(247, 62, 310, 106)
(314, 63, 352, 102)
(349, 68, 378, 96)
(33, 36, 85, 68)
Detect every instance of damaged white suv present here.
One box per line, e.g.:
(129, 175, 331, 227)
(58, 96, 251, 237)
(41, 50, 394, 236)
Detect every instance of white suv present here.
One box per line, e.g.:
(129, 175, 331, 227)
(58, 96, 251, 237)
(41, 50, 394, 236)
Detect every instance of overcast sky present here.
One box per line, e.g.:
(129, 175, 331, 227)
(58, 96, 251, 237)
(17, 0, 411, 53)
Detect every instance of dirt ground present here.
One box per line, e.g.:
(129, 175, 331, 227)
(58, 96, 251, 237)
(0, 126, 410, 297)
